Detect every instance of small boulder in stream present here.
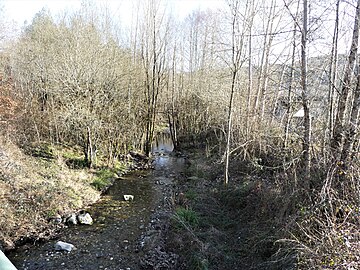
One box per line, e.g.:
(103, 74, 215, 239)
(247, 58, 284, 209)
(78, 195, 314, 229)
(77, 211, 93, 225)
(54, 241, 75, 252)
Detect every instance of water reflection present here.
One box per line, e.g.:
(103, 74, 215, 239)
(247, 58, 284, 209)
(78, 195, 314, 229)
(151, 132, 174, 154)
(151, 132, 186, 174)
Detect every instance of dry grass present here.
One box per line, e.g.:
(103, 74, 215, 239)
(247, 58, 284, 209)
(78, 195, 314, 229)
(278, 163, 360, 269)
(0, 138, 100, 250)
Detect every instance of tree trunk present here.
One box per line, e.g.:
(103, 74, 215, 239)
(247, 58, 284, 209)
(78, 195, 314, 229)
(85, 126, 94, 168)
(301, 0, 311, 181)
(283, 16, 298, 149)
(341, 71, 360, 162)
(331, 0, 360, 156)
(225, 70, 237, 185)
(224, 0, 249, 185)
(245, 14, 253, 140)
(324, 0, 340, 157)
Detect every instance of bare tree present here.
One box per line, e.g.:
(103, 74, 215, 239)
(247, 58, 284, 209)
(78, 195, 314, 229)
(324, 0, 340, 155)
(283, 13, 299, 149)
(301, 0, 311, 180)
(224, 0, 250, 185)
(331, 0, 360, 158)
(341, 64, 360, 162)
(138, 0, 171, 156)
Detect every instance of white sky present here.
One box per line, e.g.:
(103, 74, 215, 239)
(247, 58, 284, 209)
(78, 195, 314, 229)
(0, 0, 353, 57)
(2, 0, 225, 27)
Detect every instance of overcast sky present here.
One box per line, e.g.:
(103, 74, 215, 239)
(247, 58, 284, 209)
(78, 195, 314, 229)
(0, 0, 353, 57)
(2, 0, 225, 27)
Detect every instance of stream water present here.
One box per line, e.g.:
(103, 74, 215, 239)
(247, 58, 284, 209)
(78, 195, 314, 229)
(8, 133, 185, 270)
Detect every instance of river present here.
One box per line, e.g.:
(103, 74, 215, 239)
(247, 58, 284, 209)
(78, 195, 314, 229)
(7, 133, 185, 270)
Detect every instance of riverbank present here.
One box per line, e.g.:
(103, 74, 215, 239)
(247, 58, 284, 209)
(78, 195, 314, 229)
(0, 139, 140, 252)
(163, 148, 295, 269)
(4, 139, 358, 269)
(2, 139, 286, 269)
(5, 139, 186, 269)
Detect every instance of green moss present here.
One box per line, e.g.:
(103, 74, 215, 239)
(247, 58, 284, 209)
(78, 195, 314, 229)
(61, 148, 88, 169)
(114, 161, 127, 174)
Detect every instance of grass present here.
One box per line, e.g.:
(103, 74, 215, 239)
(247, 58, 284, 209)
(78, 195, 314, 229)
(185, 189, 198, 201)
(0, 140, 101, 249)
(91, 168, 115, 191)
(61, 148, 88, 169)
(167, 148, 288, 270)
(190, 254, 209, 270)
(174, 207, 200, 228)
(113, 161, 128, 176)
(26, 143, 55, 160)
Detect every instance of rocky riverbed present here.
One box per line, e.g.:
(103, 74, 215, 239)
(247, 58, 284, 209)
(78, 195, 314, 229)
(7, 150, 186, 270)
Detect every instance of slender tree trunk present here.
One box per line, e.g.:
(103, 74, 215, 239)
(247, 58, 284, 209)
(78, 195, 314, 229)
(224, 0, 249, 185)
(141, 1, 169, 156)
(323, 0, 340, 157)
(85, 126, 94, 168)
(168, 46, 179, 149)
(271, 64, 286, 125)
(225, 0, 241, 185)
(252, 0, 275, 119)
(284, 19, 297, 149)
(341, 70, 360, 162)
(245, 22, 253, 140)
(331, 0, 360, 156)
(225, 70, 237, 185)
(301, 0, 311, 180)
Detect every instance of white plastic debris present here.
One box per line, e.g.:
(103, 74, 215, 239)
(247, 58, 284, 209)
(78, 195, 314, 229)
(123, 195, 134, 201)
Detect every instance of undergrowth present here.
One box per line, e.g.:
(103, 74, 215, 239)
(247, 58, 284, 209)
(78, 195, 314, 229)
(168, 147, 360, 270)
(174, 207, 200, 228)
(280, 163, 360, 269)
(168, 149, 287, 269)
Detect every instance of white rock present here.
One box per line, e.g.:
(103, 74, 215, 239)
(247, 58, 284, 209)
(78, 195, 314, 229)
(123, 195, 134, 201)
(77, 212, 93, 225)
(54, 241, 75, 252)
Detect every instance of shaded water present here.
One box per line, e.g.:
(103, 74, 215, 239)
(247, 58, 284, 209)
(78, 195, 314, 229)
(8, 133, 185, 270)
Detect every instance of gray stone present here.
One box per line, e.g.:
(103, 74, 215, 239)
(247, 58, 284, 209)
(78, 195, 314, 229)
(54, 241, 75, 252)
(77, 212, 93, 225)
